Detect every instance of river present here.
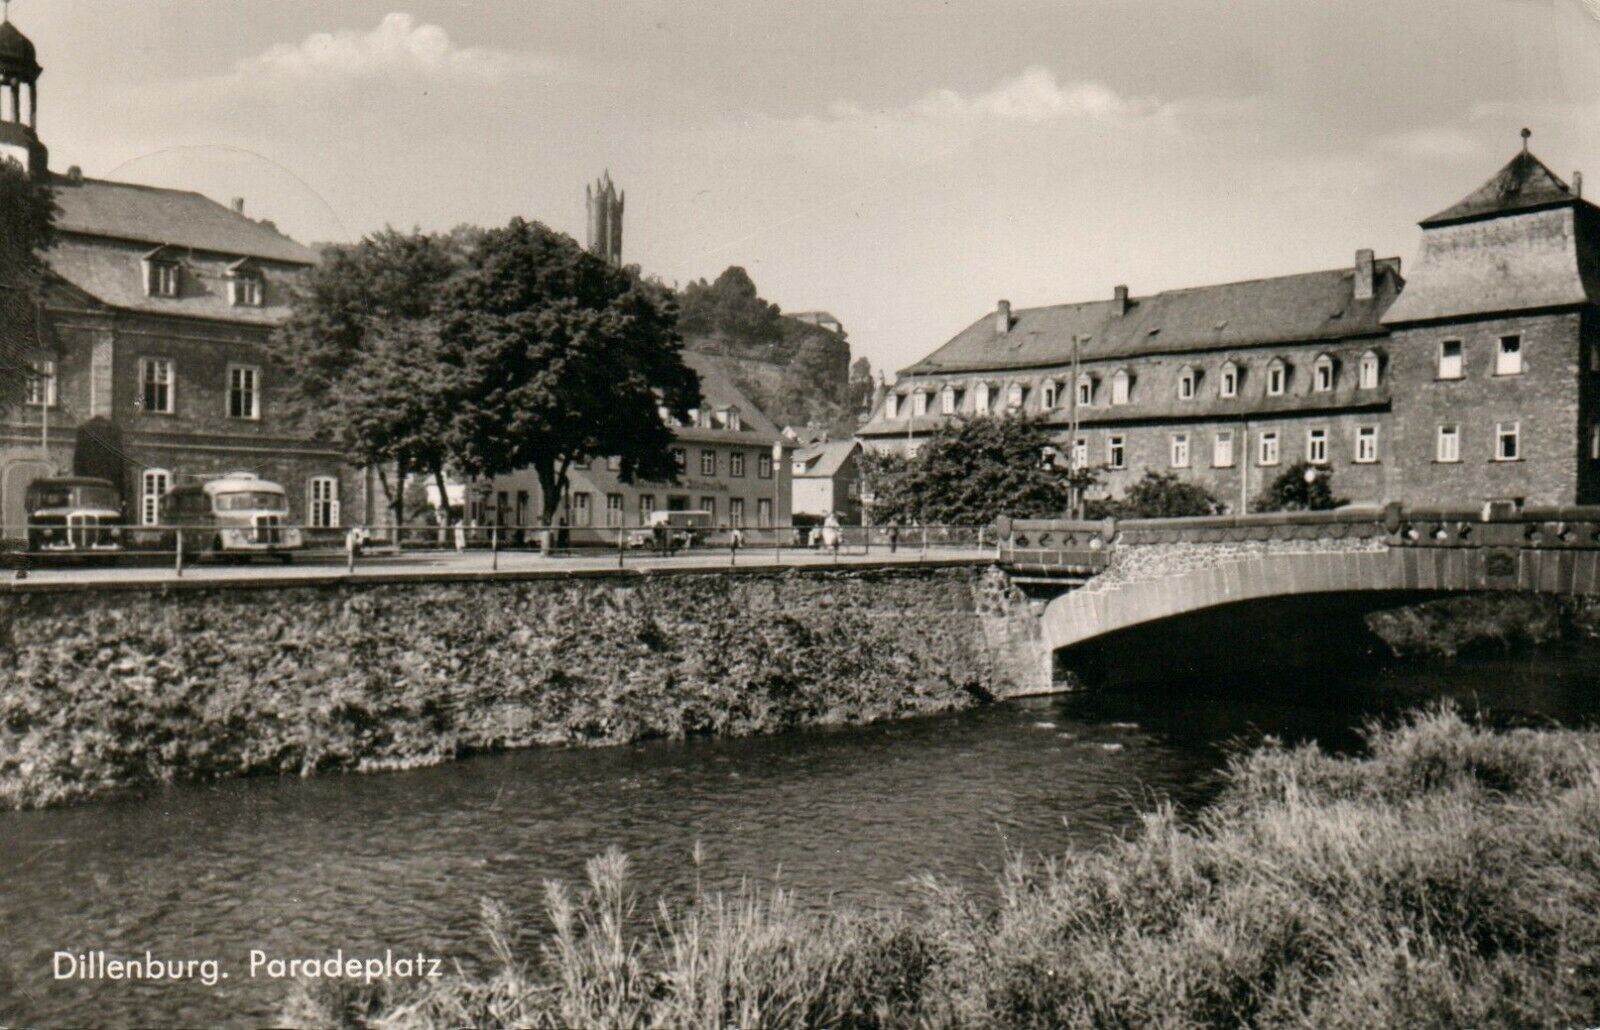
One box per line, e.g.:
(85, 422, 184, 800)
(4, 644, 1600, 1027)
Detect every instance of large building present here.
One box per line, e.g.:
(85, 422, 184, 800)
(0, 17, 360, 535)
(859, 137, 1600, 511)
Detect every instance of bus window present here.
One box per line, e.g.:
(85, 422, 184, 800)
(214, 491, 288, 512)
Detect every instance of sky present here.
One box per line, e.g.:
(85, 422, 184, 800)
(10, 0, 1600, 378)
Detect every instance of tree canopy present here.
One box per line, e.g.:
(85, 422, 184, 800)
(1099, 469, 1225, 519)
(1254, 462, 1345, 512)
(0, 160, 57, 412)
(677, 266, 783, 345)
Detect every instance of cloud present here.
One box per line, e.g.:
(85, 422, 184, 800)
(822, 66, 1158, 129)
(225, 12, 562, 86)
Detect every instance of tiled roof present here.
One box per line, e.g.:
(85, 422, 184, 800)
(49, 174, 318, 265)
(902, 260, 1401, 376)
(43, 236, 303, 325)
(680, 351, 784, 445)
(1420, 149, 1580, 227)
(793, 440, 859, 478)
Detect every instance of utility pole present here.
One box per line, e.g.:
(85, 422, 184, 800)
(1068, 333, 1083, 519)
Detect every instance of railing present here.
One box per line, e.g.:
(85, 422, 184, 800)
(0, 522, 995, 579)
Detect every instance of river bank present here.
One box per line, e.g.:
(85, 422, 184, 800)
(1367, 593, 1600, 658)
(283, 707, 1600, 1029)
(0, 565, 1039, 810)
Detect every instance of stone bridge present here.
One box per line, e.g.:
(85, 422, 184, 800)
(996, 505, 1600, 684)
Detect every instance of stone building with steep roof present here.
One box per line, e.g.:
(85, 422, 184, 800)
(859, 137, 1600, 511)
(0, 16, 361, 536)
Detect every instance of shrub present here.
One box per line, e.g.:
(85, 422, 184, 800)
(1253, 461, 1344, 512)
(1101, 469, 1225, 518)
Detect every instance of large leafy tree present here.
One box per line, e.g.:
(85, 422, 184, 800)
(442, 218, 698, 525)
(861, 415, 1097, 525)
(269, 227, 472, 525)
(0, 160, 57, 413)
(677, 265, 782, 344)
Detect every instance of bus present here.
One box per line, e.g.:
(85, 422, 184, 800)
(26, 476, 123, 552)
(160, 472, 303, 561)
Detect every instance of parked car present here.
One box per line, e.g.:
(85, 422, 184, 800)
(628, 509, 713, 552)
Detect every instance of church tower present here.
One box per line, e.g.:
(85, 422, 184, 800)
(585, 171, 624, 266)
(0, 8, 47, 177)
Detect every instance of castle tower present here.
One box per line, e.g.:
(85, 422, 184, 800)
(585, 170, 624, 266)
(0, 8, 48, 177)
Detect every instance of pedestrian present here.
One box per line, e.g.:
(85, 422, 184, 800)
(556, 514, 569, 552)
(888, 523, 899, 553)
(730, 525, 744, 552)
(823, 511, 841, 554)
(453, 519, 466, 553)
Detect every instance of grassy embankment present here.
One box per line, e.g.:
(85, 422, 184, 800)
(285, 706, 1600, 1028)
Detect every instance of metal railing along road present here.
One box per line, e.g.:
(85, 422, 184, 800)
(0, 522, 998, 579)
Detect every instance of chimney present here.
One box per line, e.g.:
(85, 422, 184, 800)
(231, 197, 245, 214)
(66, 165, 81, 183)
(996, 299, 1011, 335)
(1112, 285, 1129, 316)
(1353, 248, 1375, 301)
(1574, 171, 1583, 199)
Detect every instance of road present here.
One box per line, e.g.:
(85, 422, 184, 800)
(3, 545, 997, 589)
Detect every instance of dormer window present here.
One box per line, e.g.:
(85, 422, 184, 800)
(143, 247, 182, 297)
(1313, 354, 1334, 392)
(1177, 366, 1197, 400)
(885, 394, 900, 419)
(1110, 369, 1131, 405)
(1006, 383, 1025, 408)
(940, 384, 957, 415)
(1041, 380, 1058, 409)
(1076, 374, 1094, 407)
(974, 382, 991, 413)
(725, 409, 741, 432)
(227, 259, 266, 307)
(912, 390, 929, 417)
(1266, 359, 1287, 396)
(1358, 350, 1380, 389)
(1219, 361, 1239, 398)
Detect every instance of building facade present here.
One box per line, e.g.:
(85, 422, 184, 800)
(478, 352, 793, 534)
(791, 440, 863, 525)
(859, 141, 1600, 511)
(0, 17, 361, 536)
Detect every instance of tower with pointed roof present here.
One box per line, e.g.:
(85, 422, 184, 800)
(585, 171, 624, 266)
(0, 7, 47, 177)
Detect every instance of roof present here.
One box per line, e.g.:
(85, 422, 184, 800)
(1421, 148, 1581, 227)
(679, 351, 784, 445)
(783, 425, 830, 447)
(49, 174, 318, 265)
(793, 440, 859, 478)
(0, 21, 40, 78)
(902, 260, 1401, 376)
(42, 236, 302, 325)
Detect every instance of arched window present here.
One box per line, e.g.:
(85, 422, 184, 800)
(912, 389, 929, 417)
(141, 468, 171, 526)
(1219, 361, 1239, 398)
(940, 384, 957, 415)
(1111, 369, 1131, 405)
(1313, 354, 1334, 392)
(974, 382, 991, 413)
(1358, 350, 1380, 389)
(1266, 359, 1287, 396)
(1006, 382, 1025, 408)
(1177, 365, 1198, 400)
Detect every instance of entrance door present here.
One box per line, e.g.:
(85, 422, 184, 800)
(3, 460, 50, 540)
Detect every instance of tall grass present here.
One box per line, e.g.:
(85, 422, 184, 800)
(284, 706, 1600, 1028)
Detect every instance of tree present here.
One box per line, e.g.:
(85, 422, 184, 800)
(1102, 469, 1225, 518)
(846, 356, 874, 415)
(860, 415, 1097, 525)
(269, 227, 472, 526)
(0, 160, 57, 413)
(441, 218, 699, 525)
(1254, 462, 1345, 512)
(677, 266, 782, 345)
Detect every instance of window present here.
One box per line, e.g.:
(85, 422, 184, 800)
(605, 493, 624, 527)
(141, 468, 170, 526)
(308, 476, 339, 527)
(1213, 430, 1235, 468)
(146, 260, 180, 297)
(700, 497, 716, 520)
(975, 383, 991, 412)
(1496, 335, 1523, 376)
(639, 494, 656, 522)
(1219, 362, 1238, 398)
(1170, 432, 1190, 468)
(700, 449, 716, 476)
(1590, 342, 1600, 373)
(1359, 351, 1380, 389)
(607, 456, 622, 471)
(912, 391, 929, 417)
(1307, 427, 1328, 464)
(1075, 375, 1093, 407)
(1108, 435, 1126, 470)
(1042, 381, 1058, 409)
(1592, 423, 1600, 461)
(1439, 340, 1463, 379)
(730, 451, 746, 477)
(1258, 430, 1280, 466)
(1313, 355, 1334, 392)
(1355, 425, 1378, 464)
(230, 273, 264, 307)
(1437, 425, 1460, 463)
(1071, 437, 1088, 469)
(140, 358, 174, 414)
(1177, 367, 1196, 400)
(1266, 360, 1286, 396)
(495, 491, 508, 525)
(671, 447, 686, 472)
(572, 492, 592, 527)
(757, 498, 773, 527)
(940, 385, 956, 414)
(758, 453, 773, 479)
(1495, 421, 1520, 461)
(1006, 382, 1025, 408)
(227, 365, 259, 420)
(25, 359, 55, 407)
(885, 394, 899, 419)
(725, 410, 742, 432)
(1111, 370, 1130, 405)
(729, 497, 745, 526)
